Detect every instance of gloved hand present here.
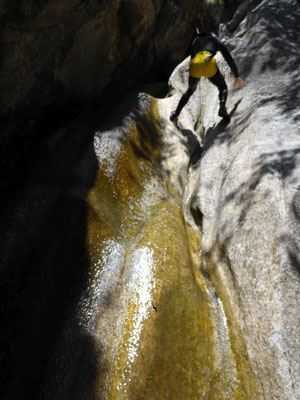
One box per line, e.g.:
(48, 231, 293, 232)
(234, 77, 246, 88)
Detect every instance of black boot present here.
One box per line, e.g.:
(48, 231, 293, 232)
(218, 103, 230, 122)
(170, 110, 179, 122)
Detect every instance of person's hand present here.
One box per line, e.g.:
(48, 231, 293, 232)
(234, 77, 246, 88)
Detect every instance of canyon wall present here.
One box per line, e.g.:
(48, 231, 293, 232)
(1, 0, 300, 399)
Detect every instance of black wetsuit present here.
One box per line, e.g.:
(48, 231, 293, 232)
(173, 33, 239, 118)
(190, 33, 239, 77)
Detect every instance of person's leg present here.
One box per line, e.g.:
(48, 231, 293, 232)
(208, 69, 230, 121)
(170, 77, 199, 121)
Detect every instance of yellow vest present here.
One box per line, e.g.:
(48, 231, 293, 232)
(189, 51, 217, 78)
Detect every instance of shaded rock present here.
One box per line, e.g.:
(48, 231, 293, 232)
(0, 0, 220, 209)
(226, 0, 262, 33)
(0, 0, 211, 116)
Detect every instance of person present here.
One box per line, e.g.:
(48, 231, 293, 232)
(170, 29, 245, 123)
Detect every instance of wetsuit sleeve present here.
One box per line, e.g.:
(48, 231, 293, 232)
(216, 37, 239, 78)
(182, 31, 198, 60)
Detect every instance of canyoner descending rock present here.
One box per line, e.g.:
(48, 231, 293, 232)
(170, 28, 245, 124)
(163, 2, 300, 400)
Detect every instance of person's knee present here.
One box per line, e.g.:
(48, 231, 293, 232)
(218, 85, 228, 103)
(220, 82, 227, 91)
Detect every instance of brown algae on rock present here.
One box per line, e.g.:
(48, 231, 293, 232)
(79, 95, 258, 399)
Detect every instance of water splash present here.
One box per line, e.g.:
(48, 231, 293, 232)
(94, 131, 123, 181)
(115, 246, 156, 394)
(126, 247, 156, 364)
(78, 238, 125, 332)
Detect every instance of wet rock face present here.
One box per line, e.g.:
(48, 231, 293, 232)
(0, 0, 206, 116)
(0, 92, 255, 400)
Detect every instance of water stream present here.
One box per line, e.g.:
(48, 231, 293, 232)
(41, 96, 254, 399)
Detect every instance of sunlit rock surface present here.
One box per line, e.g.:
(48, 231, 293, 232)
(167, 1, 300, 399)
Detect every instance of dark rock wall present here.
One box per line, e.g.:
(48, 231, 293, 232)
(0, 0, 214, 209)
(0, 0, 207, 116)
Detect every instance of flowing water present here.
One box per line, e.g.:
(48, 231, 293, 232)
(40, 95, 256, 399)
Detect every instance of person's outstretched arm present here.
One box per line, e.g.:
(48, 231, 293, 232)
(216, 37, 245, 87)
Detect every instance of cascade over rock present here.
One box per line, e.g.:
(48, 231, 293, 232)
(1, 1, 300, 399)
